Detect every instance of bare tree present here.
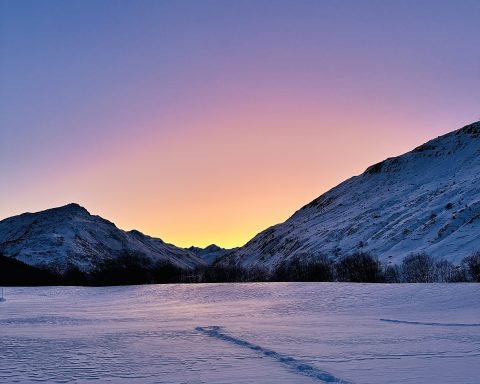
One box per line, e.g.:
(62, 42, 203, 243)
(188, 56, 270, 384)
(401, 253, 436, 283)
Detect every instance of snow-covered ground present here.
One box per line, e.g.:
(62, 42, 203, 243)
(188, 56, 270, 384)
(1, 283, 479, 383)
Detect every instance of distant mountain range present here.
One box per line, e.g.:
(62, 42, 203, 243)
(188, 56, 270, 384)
(1, 121, 480, 278)
(220, 121, 480, 269)
(188, 244, 232, 264)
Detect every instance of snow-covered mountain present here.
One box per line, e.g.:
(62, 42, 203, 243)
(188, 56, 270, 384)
(220, 121, 480, 269)
(0, 203, 205, 273)
(188, 244, 232, 264)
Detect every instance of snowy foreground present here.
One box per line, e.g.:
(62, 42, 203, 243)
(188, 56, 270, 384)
(1, 283, 479, 384)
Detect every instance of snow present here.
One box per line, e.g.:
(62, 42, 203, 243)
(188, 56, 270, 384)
(0, 203, 205, 272)
(3, 123, 480, 273)
(226, 122, 480, 268)
(1, 283, 479, 383)
(188, 244, 232, 264)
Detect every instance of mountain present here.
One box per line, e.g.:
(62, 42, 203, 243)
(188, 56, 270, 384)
(219, 121, 480, 269)
(188, 244, 232, 264)
(0, 203, 205, 273)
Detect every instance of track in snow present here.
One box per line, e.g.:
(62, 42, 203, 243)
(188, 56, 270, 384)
(380, 319, 480, 327)
(196, 326, 351, 384)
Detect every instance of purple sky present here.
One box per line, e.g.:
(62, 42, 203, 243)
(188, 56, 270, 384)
(1, 0, 479, 247)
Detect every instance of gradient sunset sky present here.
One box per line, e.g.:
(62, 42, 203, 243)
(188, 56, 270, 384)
(1, 0, 479, 248)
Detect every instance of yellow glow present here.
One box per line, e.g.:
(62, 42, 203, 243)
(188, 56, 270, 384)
(1, 95, 451, 249)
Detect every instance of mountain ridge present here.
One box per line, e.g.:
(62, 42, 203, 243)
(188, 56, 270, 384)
(188, 244, 232, 264)
(218, 121, 480, 268)
(0, 203, 205, 273)
(2, 121, 480, 275)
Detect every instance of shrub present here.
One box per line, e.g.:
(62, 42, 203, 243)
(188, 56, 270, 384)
(384, 265, 401, 283)
(63, 266, 89, 286)
(434, 260, 457, 283)
(0, 254, 61, 286)
(150, 262, 184, 284)
(200, 264, 247, 283)
(463, 252, 480, 282)
(401, 253, 436, 283)
(271, 255, 334, 282)
(90, 252, 162, 285)
(335, 253, 384, 283)
(245, 266, 269, 282)
(447, 265, 470, 283)
(302, 256, 335, 282)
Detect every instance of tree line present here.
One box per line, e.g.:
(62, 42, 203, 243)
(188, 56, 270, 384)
(1, 251, 479, 286)
(191, 252, 480, 284)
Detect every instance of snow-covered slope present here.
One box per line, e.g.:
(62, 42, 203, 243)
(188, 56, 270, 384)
(0, 203, 205, 273)
(188, 244, 232, 264)
(222, 121, 480, 268)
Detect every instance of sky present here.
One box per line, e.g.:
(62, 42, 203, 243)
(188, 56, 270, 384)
(1, 0, 479, 248)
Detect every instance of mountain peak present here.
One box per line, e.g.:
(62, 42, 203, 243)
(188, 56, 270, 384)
(54, 203, 90, 215)
(457, 121, 480, 136)
(362, 120, 480, 176)
(223, 121, 480, 268)
(188, 244, 229, 264)
(204, 244, 223, 252)
(0, 203, 204, 273)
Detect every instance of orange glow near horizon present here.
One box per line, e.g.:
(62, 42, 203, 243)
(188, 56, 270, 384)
(2, 102, 466, 248)
(1, 1, 479, 248)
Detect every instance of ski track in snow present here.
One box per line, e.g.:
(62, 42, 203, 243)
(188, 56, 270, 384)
(196, 326, 351, 384)
(2, 284, 480, 384)
(380, 319, 480, 327)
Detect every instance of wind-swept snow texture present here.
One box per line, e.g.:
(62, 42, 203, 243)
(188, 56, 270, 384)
(0, 203, 205, 273)
(224, 122, 480, 268)
(196, 326, 350, 383)
(1, 283, 479, 384)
